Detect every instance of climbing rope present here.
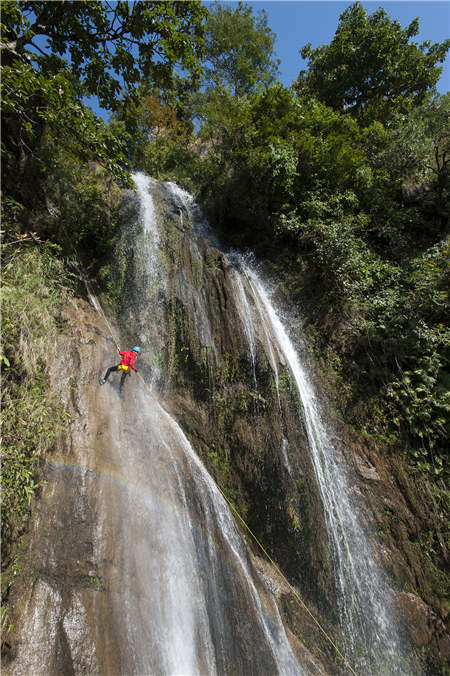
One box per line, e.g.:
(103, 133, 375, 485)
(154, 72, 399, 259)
(215, 484, 359, 676)
(81, 272, 159, 402)
(88, 286, 119, 351)
(87, 281, 359, 676)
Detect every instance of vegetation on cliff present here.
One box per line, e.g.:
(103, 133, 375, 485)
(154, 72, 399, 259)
(1, 240, 74, 644)
(1, 242, 72, 544)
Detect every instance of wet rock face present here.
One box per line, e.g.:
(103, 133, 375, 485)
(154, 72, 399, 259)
(5, 179, 448, 674)
(2, 296, 306, 676)
(119, 183, 339, 631)
(2, 300, 126, 675)
(394, 591, 449, 658)
(333, 424, 450, 669)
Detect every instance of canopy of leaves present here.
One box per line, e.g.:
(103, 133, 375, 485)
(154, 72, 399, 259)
(202, 0, 279, 96)
(1, 1, 206, 206)
(2, 0, 206, 110)
(109, 86, 194, 177)
(295, 1, 450, 123)
(110, 1, 281, 178)
(1, 59, 131, 188)
(185, 81, 449, 481)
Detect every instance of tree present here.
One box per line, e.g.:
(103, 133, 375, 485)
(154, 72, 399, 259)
(423, 94, 450, 216)
(0, 1, 206, 201)
(202, 1, 279, 97)
(295, 2, 450, 123)
(1, 1, 206, 110)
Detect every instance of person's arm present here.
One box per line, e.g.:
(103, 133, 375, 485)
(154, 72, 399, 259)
(118, 349, 125, 356)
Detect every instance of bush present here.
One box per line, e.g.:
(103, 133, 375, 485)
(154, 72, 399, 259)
(1, 244, 73, 567)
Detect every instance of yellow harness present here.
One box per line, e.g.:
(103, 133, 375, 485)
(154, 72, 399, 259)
(118, 364, 129, 372)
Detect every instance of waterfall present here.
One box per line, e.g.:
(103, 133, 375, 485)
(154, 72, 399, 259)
(166, 180, 221, 247)
(116, 384, 301, 675)
(126, 174, 302, 675)
(134, 171, 166, 297)
(163, 180, 407, 674)
(230, 268, 257, 382)
(133, 173, 159, 268)
(228, 253, 281, 399)
(6, 174, 411, 676)
(241, 265, 406, 674)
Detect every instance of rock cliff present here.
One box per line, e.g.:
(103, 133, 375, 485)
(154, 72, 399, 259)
(3, 177, 448, 675)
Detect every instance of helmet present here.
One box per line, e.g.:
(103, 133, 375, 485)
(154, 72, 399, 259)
(132, 346, 141, 353)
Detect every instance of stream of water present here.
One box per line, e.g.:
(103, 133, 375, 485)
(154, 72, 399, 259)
(242, 267, 405, 674)
(163, 179, 408, 674)
(116, 383, 301, 675)
(129, 174, 302, 675)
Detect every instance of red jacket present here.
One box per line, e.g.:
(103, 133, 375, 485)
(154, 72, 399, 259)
(118, 349, 137, 371)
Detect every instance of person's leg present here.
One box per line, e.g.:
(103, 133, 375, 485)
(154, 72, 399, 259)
(104, 365, 119, 381)
(119, 370, 128, 393)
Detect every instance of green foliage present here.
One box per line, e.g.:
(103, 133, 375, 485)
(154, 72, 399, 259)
(1, 245, 73, 567)
(185, 21, 449, 496)
(89, 576, 103, 591)
(41, 147, 124, 263)
(2, 1, 206, 110)
(288, 503, 302, 534)
(195, 86, 373, 246)
(364, 240, 450, 471)
(112, 87, 200, 181)
(1, 0, 206, 226)
(1, 59, 131, 185)
(1, 604, 16, 652)
(1, 55, 126, 264)
(360, 95, 449, 247)
(112, 0, 281, 182)
(296, 2, 450, 123)
(202, 0, 279, 96)
(207, 445, 238, 510)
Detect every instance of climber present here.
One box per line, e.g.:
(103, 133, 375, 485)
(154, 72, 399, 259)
(98, 346, 140, 393)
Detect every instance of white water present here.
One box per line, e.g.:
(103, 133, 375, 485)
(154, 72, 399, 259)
(134, 173, 159, 269)
(132, 177, 407, 673)
(281, 437, 292, 475)
(166, 181, 221, 247)
(123, 178, 302, 675)
(132, 172, 168, 386)
(133, 172, 165, 293)
(243, 265, 405, 674)
(118, 385, 301, 675)
(162, 180, 407, 672)
(231, 268, 257, 381)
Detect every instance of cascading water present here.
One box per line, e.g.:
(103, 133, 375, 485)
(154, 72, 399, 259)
(166, 181, 221, 247)
(166, 181, 409, 674)
(6, 172, 412, 676)
(123, 173, 302, 675)
(116, 383, 301, 675)
(133, 173, 160, 276)
(240, 267, 408, 674)
(230, 269, 257, 382)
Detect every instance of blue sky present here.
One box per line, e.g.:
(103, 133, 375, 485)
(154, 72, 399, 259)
(249, 1, 449, 92)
